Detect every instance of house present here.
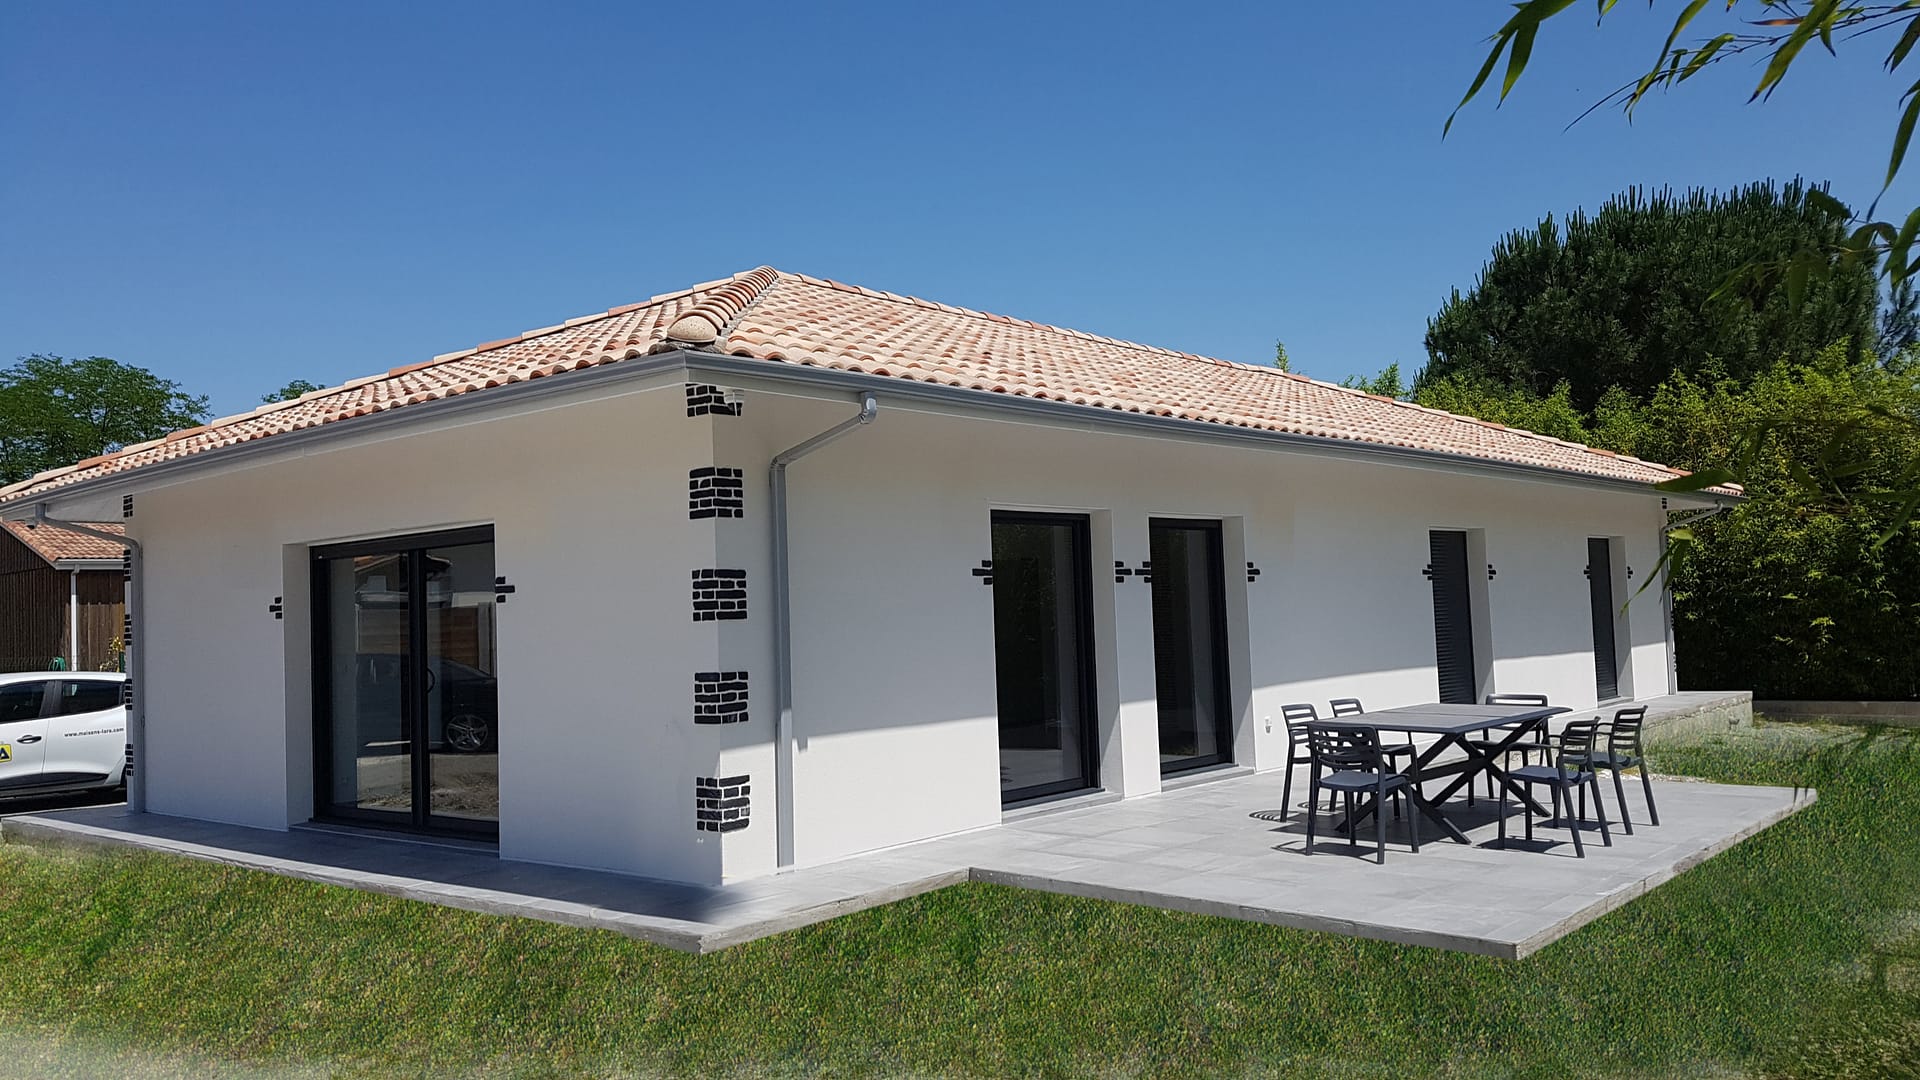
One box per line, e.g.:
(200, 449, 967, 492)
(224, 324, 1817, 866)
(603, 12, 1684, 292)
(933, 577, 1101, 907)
(0, 267, 1739, 885)
(0, 519, 126, 673)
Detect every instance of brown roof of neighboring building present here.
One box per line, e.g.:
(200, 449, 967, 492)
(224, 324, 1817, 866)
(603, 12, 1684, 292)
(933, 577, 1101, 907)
(0, 267, 1738, 504)
(0, 520, 126, 564)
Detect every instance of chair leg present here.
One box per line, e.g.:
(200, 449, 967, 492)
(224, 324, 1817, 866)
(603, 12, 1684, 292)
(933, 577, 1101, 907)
(1345, 791, 1357, 850)
(1610, 766, 1634, 835)
(1563, 787, 1585, 859)
(1590, 775, 1612, 847)
(1497, 782, 1508, 848)
(1640, 767, 1660, 826)
(1408, 787, 1421, 853)
(1304, 778, 1318, 854)
(1577, 780, 1586, 823)
(1375, 783, 1388, 864)
(1281, 754, 1296, 822)
(1524, 786, 1534, 842)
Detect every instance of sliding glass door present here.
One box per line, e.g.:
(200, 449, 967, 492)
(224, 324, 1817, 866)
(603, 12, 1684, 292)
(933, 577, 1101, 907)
(991, 512, 1099, 804)
(313, 527, 499, 836)
(1149, 519, 1233, 774)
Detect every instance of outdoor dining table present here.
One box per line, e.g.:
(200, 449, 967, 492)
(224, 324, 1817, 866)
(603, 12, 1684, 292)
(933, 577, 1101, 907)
(1310, 702, 1571, 844)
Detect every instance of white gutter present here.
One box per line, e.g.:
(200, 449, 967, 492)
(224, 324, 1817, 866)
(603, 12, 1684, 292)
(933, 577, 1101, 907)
(770, 391, 878, 868)
(34, 507, 142, 810)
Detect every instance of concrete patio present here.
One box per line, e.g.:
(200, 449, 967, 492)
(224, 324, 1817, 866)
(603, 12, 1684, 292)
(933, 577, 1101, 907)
(2, 704, 1809, 959)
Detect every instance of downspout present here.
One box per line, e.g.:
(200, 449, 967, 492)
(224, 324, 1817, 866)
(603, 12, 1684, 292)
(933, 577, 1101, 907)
(36, 506, 143, 811)
(1661, 502, 1731, 695)
(68, 569, 80, 670)
(770, 391, 878, 868)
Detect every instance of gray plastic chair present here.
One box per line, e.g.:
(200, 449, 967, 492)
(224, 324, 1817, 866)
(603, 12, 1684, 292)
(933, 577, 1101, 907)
(1499, 718, 1613, 858)
(1473, 693, 1550, 803)
(1303, 724, 1421, 864)
(1328, 698, 1417, 818)
(1579, 705, 1657, 833)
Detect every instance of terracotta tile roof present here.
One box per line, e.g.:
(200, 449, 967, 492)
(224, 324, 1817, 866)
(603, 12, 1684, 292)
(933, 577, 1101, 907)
(0, 267, 1737, 505)
(1, 520, 126, 564)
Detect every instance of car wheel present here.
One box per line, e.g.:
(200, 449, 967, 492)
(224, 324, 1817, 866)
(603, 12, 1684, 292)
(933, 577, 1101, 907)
(445, 713, 492, 754)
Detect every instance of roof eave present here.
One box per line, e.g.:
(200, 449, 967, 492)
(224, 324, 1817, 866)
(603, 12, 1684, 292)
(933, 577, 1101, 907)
(0, 346, 1736, 520)
(0, 352, 696, 520)
(681, 354, 1739, 505)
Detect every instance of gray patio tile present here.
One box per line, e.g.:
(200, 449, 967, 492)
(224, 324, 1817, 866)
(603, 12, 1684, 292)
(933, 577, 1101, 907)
(0, 756, 1813, 959)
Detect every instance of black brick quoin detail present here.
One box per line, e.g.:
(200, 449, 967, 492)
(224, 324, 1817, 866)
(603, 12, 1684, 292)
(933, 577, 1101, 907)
(691, 569, 748, 621)
(269, 596, 284, 620)
(972, 560, 993, 585)
(696, 774, 751, 832)
(121, 494, 134, 519)
(689, 467, 745, 520)
(686, 383, 743, 418)
(693, 670, 749, 724)
(1115, 561, 1134, 584)
(1246, 561, 1262, 583)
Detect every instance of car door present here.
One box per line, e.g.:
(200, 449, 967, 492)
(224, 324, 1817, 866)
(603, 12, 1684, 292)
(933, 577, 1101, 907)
(44, 679, 127, 787)
(0, 680, 52, 792)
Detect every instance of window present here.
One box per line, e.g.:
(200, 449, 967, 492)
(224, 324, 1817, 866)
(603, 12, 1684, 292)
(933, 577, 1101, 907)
(0, 682, 48, 725)
(57, 680, 124, 716)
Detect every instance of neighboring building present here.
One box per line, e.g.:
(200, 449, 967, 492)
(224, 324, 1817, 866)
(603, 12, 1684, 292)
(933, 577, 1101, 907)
(0, 267, 1738, 885)
(0, 520, 126, 673)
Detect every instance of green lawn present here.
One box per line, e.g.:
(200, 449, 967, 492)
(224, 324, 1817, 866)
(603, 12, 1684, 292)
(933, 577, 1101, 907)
(2, 722, 1918, 1079)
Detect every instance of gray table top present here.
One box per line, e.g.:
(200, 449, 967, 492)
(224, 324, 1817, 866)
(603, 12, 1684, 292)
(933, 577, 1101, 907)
(1307, 702, 1570, 735)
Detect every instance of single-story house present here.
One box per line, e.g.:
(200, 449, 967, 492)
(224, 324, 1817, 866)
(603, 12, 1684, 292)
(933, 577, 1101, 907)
(0, 519, 126, 673)
(0, 267, 1739, 885)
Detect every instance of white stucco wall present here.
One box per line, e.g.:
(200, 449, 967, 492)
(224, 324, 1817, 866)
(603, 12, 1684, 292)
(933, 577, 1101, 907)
(760, 392, 1678, 869)
(125, 377, 749, 883)
(72, 371, 1684, 886)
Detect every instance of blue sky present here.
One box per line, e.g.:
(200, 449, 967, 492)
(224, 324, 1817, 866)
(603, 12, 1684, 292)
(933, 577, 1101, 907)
(1, 2, 1906, 418)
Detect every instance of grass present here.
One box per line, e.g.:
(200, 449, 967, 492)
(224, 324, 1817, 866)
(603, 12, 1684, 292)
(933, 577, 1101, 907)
(1, 722, 1918, 1079)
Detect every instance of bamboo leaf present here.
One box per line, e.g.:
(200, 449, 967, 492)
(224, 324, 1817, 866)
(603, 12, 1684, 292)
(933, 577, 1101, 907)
(1656, 467, 1739, 492)
(1505, 21, 1539, 101)
(1888, 80, 1920, 190)
(1886, 11, 1920, 71)
(1752, 0, 1839, 101)
(1786, 249, 1812, 311)
(1679, 33, 1737, 80)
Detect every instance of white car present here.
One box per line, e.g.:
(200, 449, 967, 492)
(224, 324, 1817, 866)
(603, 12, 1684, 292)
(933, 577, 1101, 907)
(0, 671, 128, 799)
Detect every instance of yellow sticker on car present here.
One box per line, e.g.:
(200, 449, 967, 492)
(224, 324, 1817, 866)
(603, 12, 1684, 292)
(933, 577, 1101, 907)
(0, 744, 10, 763)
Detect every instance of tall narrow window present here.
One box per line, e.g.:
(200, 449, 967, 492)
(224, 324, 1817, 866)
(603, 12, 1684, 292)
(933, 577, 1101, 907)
(1149, 519, 1232, 775)
(1428, 530, 1477, 705)
(990, 512, 1098, 804)
(1588, 537, 1620, 701)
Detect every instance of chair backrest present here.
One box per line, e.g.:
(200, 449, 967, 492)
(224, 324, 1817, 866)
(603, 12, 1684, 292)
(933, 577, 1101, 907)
(1555, 718, 1602, 774)
(1306, 723, 1385, 772)
(1485, 693, 1549, 707)
(1280, 702, 1319, 737)
(1607, 705, 1648, 756)
(1328, 698, 1364, 718)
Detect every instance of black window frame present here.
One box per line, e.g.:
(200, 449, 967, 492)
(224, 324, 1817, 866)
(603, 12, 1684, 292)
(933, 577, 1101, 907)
(310, 524, 498, 840)
(1147, 517, 1235, 776)
(990, 510, 1102, 806)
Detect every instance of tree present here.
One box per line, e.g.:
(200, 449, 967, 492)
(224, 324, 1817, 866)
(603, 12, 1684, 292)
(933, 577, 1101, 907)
(1272, 341, 1291, 372)
(1449, 2, 1920, 539)
(1339, 361, 1408, 398)
(1423, 181, 1887, 410)
(262, 379, 325, 404)
(0, 355, 209, 485)
(1635, 349, 1920, 698)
